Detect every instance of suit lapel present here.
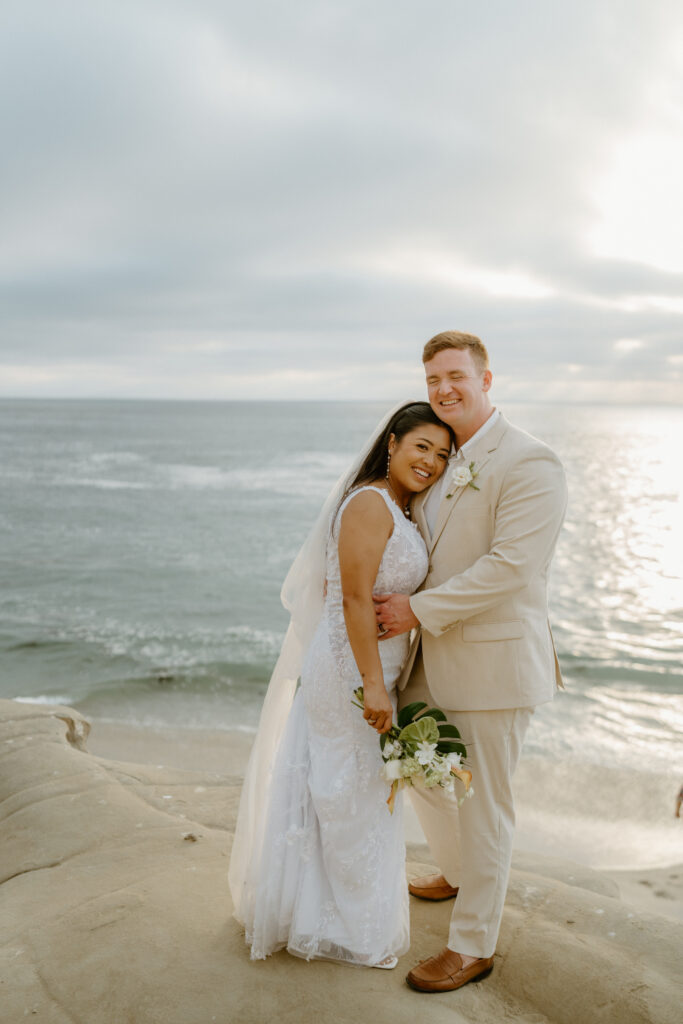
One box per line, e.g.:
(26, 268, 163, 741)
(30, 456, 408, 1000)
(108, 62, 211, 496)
(430, 478, 468, 551)
(429, 414, 509, 553)
(412, 489, 431, 543)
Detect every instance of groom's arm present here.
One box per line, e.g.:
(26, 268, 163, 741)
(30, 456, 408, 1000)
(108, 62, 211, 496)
(409, 448, 567, 636)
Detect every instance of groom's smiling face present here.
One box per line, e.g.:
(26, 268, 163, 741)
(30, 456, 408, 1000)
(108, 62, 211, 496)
(424, 347, 493, 443)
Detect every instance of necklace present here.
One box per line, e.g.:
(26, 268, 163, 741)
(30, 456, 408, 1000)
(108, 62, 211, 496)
(384, 477, 411, 518)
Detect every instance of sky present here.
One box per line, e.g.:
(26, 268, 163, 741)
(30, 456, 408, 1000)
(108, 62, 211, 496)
(1, 0, 682, 402)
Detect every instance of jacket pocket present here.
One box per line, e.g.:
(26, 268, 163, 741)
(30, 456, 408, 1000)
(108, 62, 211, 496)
(462, 620, 524, 643)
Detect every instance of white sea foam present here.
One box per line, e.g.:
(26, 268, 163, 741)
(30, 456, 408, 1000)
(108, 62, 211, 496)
(59, 454, 350, 495)
(161, 453, 350, 495)
(89, 714, 259, 735)
(63, 477, 149, 490)
(87, 452, 145, 466)
(164, 464, 234, 489)
(13, 695, 75, 706)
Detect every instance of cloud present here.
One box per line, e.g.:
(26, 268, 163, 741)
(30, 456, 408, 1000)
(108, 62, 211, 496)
(613, 338, 644, 353)
(1, 0, 682, 399)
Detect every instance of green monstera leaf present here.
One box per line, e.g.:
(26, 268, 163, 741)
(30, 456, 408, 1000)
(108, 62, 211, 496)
(420, 706, 448, 722)
(397, 701, 427, 729)
(437, 723, 461, 739)
(436, 740, 468, 757)
(398, 715, 440, 745)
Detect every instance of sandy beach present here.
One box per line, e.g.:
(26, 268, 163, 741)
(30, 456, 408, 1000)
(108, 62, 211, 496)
(2, 699, 681, 1024)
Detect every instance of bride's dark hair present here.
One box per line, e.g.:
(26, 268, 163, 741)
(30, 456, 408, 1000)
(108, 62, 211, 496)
(337, 401, 453, 515)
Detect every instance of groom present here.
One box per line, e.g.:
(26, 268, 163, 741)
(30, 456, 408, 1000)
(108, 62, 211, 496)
(375, 330, 567, 992)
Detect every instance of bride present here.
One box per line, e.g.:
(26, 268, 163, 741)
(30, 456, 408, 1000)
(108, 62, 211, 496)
(229, 402, 453, 968)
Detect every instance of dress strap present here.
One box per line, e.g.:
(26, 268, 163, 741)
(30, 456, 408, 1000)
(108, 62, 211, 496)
(333, 486, 403, 536)
(339, 484, 399, 515)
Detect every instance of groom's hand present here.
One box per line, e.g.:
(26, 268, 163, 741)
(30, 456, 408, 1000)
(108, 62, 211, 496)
(374, 593, 419, 639)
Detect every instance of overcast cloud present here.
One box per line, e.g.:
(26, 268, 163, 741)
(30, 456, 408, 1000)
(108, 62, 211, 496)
(1, 0, 682, 400)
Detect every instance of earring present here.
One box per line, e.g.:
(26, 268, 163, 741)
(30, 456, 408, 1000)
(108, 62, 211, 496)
(386, 452, 391, 479)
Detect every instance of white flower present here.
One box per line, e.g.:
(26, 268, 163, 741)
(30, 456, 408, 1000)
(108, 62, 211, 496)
(446, 752, 462, 769)
(445, 460, 480, 498)
(382, 759, 403, 781)
(450, 464, 473, 488)
(382, 740, 403, 759)
(400, 757, 421, 778)
(415, 741, 438, 766)
(426, 758, 448, 781)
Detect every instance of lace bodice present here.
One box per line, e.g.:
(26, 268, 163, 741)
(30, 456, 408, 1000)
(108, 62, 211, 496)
(317, 486, 428, 702)
(326, 484, 428, 616)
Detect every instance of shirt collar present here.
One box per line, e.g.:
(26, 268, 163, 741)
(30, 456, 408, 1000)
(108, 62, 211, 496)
(452, 407, 500, 460)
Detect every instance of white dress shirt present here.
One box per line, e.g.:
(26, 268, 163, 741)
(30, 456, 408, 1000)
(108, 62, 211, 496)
(424, 408, 500, 536)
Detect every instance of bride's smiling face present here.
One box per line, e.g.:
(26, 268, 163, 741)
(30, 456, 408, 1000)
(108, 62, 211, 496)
(388, 423, 452, 493)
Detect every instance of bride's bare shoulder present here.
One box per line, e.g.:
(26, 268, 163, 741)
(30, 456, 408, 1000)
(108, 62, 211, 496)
(338, 487, 393, 529)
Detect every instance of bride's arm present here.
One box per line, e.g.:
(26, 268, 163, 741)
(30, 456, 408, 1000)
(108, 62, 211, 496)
(338, 491, 394, 734)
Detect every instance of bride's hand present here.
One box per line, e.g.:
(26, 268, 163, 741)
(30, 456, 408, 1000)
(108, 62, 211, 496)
(363, 683, 393, 734)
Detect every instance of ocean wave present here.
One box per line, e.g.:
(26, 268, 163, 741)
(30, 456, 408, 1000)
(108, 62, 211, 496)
(20, 615, 286, 665)
(163, 464, 235, 489)
(72, 676, 266, 733)
(60, 477, 150, 491)
(13, 694, 75, 706)
(559, 653, 683, 687)
(162, 453, 350, 495)
(86, 452, 145, 466)
(50, 450, 352, 496)
(84, 712, 258, 735)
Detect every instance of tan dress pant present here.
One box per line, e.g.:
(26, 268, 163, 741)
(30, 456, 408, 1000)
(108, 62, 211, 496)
(402, 651, 533, 958)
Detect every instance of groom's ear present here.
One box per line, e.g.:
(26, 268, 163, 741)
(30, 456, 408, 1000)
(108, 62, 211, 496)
(482, 370, 493, 392)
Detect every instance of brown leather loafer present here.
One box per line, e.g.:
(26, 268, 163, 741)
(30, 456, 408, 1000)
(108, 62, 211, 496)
(408, 873, 459, 901)
(406, 948, 494, 992)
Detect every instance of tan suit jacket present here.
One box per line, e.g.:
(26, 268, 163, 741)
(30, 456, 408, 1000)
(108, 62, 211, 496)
(401, 413, 567, 712)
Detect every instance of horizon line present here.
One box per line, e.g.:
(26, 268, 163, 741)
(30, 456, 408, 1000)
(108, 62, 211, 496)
(1, 395, 682, 408)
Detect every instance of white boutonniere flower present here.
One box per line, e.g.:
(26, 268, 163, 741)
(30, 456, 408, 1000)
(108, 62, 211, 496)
(446, 460, 480, 498)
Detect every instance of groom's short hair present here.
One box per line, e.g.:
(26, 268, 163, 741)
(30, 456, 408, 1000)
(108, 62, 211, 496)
(423, 331, 489, 372)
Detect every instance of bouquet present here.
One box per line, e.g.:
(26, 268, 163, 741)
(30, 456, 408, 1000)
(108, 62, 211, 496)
(352, 687, 473, 813)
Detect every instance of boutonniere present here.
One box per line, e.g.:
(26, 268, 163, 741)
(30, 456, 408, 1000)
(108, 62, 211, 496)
(446, 461, 480, 498)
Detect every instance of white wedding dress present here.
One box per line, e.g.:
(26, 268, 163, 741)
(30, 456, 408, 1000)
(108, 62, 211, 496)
(244, 486, 428, 964)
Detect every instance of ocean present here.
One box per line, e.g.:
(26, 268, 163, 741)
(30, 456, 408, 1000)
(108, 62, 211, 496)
(1, 398, 681, 868)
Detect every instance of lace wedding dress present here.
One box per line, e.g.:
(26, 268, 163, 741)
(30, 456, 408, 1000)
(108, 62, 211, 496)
(244, 486, 428, 965)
